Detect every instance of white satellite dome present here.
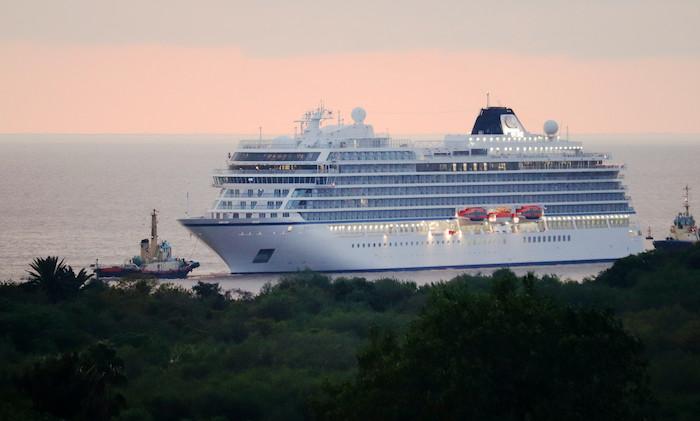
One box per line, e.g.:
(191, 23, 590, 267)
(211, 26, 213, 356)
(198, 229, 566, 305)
(351, 107, 366, 124)
(543, 120, 559, 136)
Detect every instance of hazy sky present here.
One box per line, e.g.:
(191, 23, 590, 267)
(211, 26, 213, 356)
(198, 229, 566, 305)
(1, 0, 699, 134)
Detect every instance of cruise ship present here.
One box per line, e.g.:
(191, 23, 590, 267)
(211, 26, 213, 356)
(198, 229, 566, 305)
(180, 103, 644, 273)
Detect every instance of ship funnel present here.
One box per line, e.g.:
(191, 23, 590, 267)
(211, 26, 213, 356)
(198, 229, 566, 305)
(140, 239, 149, 262)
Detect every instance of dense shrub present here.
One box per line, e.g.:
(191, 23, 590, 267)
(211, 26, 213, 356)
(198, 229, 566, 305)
(2, 245, 700, 419)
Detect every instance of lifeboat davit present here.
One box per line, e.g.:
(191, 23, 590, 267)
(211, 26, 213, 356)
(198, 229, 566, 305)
(458, 207, 488, 221)
(516, 205, 543, 220)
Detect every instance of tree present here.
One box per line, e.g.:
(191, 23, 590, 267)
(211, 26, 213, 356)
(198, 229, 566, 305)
(18, 341, 127, 420)
(313, 274, 655, 421)
(192, 281, 223, 300)
(26, 256, 93, 301)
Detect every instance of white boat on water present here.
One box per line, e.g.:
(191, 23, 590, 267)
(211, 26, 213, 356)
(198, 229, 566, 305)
(180, 101, 643, 273)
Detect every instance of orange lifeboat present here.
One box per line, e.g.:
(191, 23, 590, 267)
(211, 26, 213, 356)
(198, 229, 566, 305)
(458, 207, 488, 221)
(488, 207, 513, 222)
(516, 205, 543, 220)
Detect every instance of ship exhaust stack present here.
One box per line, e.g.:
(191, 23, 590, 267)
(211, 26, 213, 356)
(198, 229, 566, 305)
(138, 209, 159, 263)
(140, 239, 149, 262)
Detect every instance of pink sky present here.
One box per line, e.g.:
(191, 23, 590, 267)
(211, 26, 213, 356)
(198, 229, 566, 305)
(1, 42, 699, 135)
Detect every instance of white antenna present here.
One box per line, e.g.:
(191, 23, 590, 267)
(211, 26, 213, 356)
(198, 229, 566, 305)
(186, 192, 190, 217)
(486, 92, 490, 108)
(258, 126, 262, 142)
(566, 125, 569, 141)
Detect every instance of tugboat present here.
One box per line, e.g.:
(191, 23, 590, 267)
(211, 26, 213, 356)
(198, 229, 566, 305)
(652, 186, 699, 251)
(93, 210, 200, 278)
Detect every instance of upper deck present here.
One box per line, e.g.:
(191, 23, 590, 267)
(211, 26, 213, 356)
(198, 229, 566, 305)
(200, 104, 634, 222)
(228, 105, 591, 167)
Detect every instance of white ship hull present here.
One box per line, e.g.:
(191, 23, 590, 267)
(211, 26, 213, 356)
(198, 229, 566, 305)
(181, 219, 644, 274)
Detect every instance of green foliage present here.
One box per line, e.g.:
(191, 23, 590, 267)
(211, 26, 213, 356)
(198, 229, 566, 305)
(313, 279, 654, 421)
(3, 246, 700, 419)
(0, 265, 421, 420)
(17, 341, 126, 420)
(26, 256, 95, 302)
(192, 281, 223, 300)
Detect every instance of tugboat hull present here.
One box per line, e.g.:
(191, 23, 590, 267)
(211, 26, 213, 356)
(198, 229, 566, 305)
(94, 266, 140, 278)
(95, 261, 200, 279)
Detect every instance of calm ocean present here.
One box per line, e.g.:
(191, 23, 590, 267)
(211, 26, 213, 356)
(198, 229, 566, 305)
(1, 134, 698, 292)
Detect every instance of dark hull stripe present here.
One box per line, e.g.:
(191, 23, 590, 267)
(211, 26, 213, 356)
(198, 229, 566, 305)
(227, 258, 618, 275)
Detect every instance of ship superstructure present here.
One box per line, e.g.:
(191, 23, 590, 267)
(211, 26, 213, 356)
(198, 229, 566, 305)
(180, 103, 643, 273)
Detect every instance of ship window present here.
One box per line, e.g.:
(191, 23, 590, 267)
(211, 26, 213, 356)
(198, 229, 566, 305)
(282, 212, 290, 217)
(233, 152, 320, 161)
(233, 213, 239, 219)
(259, 213, 266, 218)
(247, 189, 254, 197)
(567, 235, 571, 241)
(252, 249, 275, 263)
(245, 213, 252, 218)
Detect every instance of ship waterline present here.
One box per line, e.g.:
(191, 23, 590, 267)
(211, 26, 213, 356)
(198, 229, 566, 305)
(180, 104, 644, 273)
